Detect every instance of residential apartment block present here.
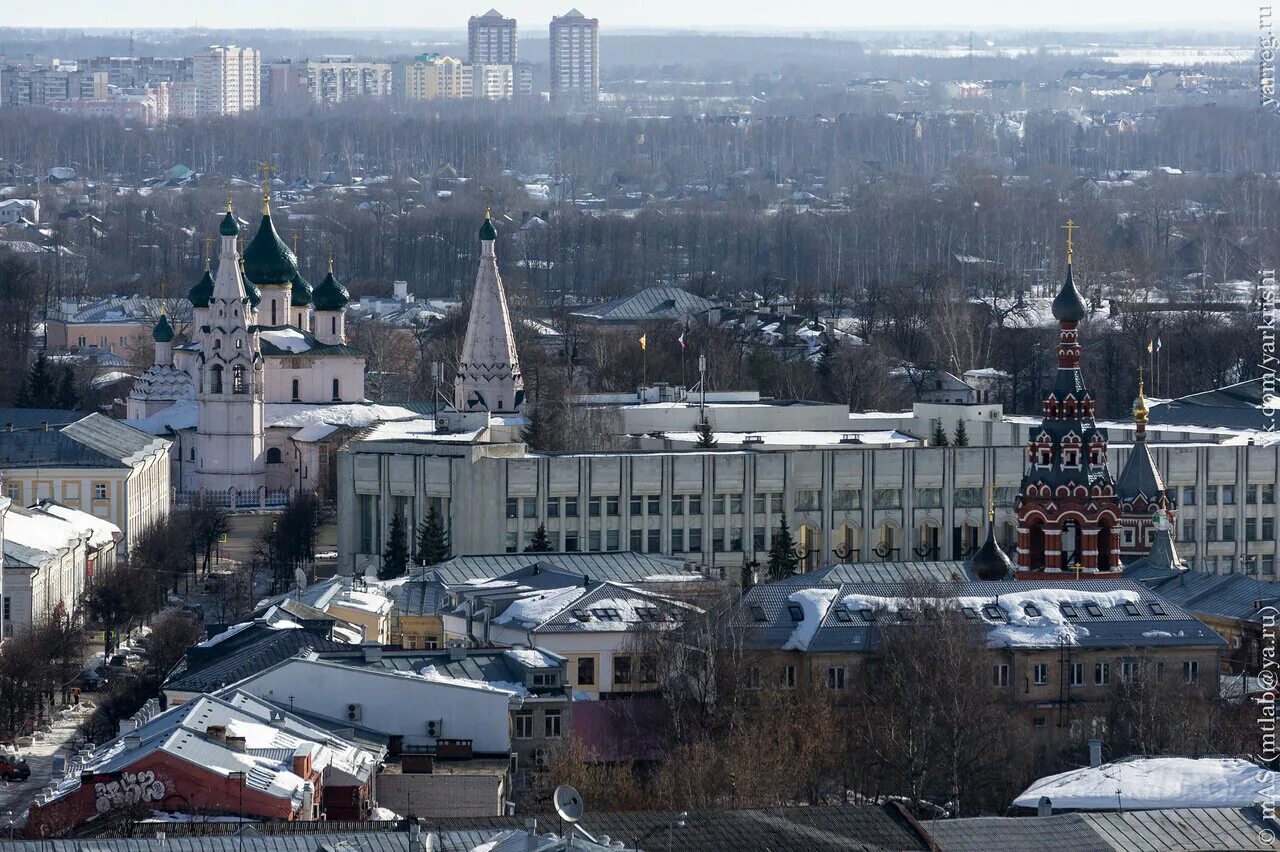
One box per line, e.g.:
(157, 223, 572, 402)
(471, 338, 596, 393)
(469, 9, 518, 64)
(549, 8, 599, 106)
(192, 45, 260, 116)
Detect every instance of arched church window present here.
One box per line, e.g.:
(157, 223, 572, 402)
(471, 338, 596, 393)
(270, 302, 277, 325)
(332, 378, 341, 401)
(232, 365, 246, 394)
(213, 339, 221, 350)
(266, 447, 283, 464)
(291, 379, 300, 401)
(209, 365, 223, 394)
(331, 316, 337, 335)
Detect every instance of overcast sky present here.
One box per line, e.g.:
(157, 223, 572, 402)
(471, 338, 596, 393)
(1, 1, 1250, 32)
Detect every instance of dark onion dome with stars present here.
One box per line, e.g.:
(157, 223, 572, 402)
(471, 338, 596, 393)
(969, 519, 1013, 581)
(1013, 224, 1122, 575)
(312, 259, 350, 311)
(290, 270, 313, 307)
(241, 196, 298, 287)
(188, 263, 215, 308)
(152, 313, 174, 343)
(219, 207, 239, 237)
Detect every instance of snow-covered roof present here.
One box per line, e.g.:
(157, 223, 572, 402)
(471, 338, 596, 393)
(1013, 757, 1277, 810)
(125, 400, 422, 436)
(2, 507, 87, 569)
(32, 500, 121, 549)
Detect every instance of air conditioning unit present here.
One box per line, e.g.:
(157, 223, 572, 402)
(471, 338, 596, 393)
(346, 703, 362, 722)
(534, 748, 549, 768)
(426, 719, 443, 738)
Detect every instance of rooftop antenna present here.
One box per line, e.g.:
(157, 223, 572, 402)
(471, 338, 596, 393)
(698, 353, 707, 414)
(553, 784, 583, 837)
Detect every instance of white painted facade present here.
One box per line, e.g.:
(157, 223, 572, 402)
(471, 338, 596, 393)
(2, 506, 89, 636)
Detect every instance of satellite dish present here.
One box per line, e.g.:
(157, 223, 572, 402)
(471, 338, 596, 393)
(553, 785, 583, 824)
(294, 567, 307, 590)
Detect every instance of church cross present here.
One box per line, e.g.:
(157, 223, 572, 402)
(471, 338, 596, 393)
(1062, 219, 1079, 264)
(201, 236, 215, 267)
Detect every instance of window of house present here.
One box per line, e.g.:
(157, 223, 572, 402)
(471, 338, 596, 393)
(648, 495, 661, 515)
(647, 528, 660, 552)
(505, 531, 518, 553)
(564, 530, 579, 552)
(614, 655, 632, 685)
(514, 710, 534, 739)
(1264, 517, 1275, 541)
(523, 498, 537, 519)
(1121, 660, 1138, 682)
(689, 495, 702, 514)
(209, 364, 223, 394)
(544, 709, 562, 738)
(670, 495, 684, 515)
(993, 665, 1009, 687)
(1182, 519, 1196, 542)
(639, 655, 657, 684)
(331, 378, 340, 401)
(753, 494, 766, 514)
(266, 447, 282, 464)
(506, 498, 518, 519)
(688, 527, 702, 551)
(1263, 484, 1276, 505)
(630, 495, 643, 515)
(606, 496, 620, 516)
(1184, 660, 1199, 684)
(1070, 662, 1084, 687)
(770, 493, 784, 514)
(913, 488, 942, 509)
(1206, 519, 1218, 542)
(1223, 518, 1236, 541)
(1223, 485, 1236, 505)
(1033, 716, 1048, 729)
(712, 494, 725, 515)
(794, 490, 821, 512)
(827, 667, 846, 690)
(712, 528, 725, 552)
(576, 657, 595, 686)
(630, 530, 643, 551)
(1121, 601, 1141, 617)
(1095, 662, 1110, 685)
(1033, 663, 1048, 685)
(746, 666, 761, 690)
(1207, 487, 1218, 506)
(588, 530, 601, 551)
(606, 529, 620, 551)
(1182, 486, 1196, 506)
(671, 529, 684, 552)
(780, 665, 797, 689)
(93, 482, 108, 501)
(753, 527, 766, 551)
(565, 497, 578, 518)
(546, 497, 560, 518)
(588, 496, 601, 517)
(873, 489, 902, 509)
(291, 378, 300, 401)
(532, 672, 558, 688)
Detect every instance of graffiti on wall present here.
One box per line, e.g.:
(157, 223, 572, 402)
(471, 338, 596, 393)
(93, 770, 167, 813)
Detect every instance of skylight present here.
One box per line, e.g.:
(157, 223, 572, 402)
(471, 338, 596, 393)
(982, 603, 1005, 621)
(1148, 602, 1166, 616)
(1083, 602, 1103, 617)
(590, 607, 622, 621)
(1023, 603, 1042, 618)
(570, 609, 591, 622)
(1060, 603, 1079, 619)
(787, 603, 805, 622)
(749, 605, 768, 622)
(833, 607, 852, 622)
(1121, 602, 1140, 617)
(961, 606, 978, 620)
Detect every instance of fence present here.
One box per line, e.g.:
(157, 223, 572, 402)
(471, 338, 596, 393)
(174, 488, 291, 511)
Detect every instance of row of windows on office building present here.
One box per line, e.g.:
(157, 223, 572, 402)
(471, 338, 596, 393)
(504, 486, 1020, 521)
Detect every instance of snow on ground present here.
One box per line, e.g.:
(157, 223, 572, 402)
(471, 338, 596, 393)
(492, 586, 586, 629)
(1013, 757, 1277, 810)
(419, 665, 530, 698)
(783, 588, 840, 650)
(840, 588, 1142, 648)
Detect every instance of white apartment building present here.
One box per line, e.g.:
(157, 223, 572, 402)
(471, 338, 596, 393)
(549, 8, 599, 106)
(192, 45, 261, 116)
(463, 63, 515, 101)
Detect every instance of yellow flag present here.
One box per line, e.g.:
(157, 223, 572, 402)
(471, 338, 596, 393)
(639, 334, 647, 351)
(1146, 340, 1153, 354)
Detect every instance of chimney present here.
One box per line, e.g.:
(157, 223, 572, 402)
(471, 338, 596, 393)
(524, 818, 538, 852)
(205, 725, 227, 744)
(124, 735, 141, 750)
(448, 644, 466, 661)
(153, 831, 166, 849)
(465, 600, 475, 639)
(482, 604, 493, 643)
(582, 574, 590, 588)
(1088, 738, 1102, 768)
(225, 735, 247, 753)
(41, 421, 49, 431)
(1037, 796, 1052, 817)
(362, 641, 383, 663)
(292, 747, 313, 779)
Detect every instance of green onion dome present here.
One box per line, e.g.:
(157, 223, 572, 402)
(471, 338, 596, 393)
(291, 271, 313, 307)
(312, 263, 350, 312)
(242, 212, 298, 286)
(152, 313, 174, 343)
(188, 267, 214, 308)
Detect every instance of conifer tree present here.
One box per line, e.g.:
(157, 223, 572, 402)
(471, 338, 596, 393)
(56, 367, 78, 410)
(694, 416, 717, 448)
(767, 514, 801, 581)
(415, 504, 450, 566)
(525, 523, 552, 552)
(17, 354, 57, 408)
(380, 511, 410, 580)
(953, 419, 970, 447)
(931, 420, 949, 447)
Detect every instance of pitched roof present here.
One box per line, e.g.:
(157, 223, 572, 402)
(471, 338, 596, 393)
(163, 623, 347, 695)
(1124, 562, 1280, 623)
(1115, 440, 1166, 502)
(742, 577, 1224, 653)
(570, 287, 715, 324)
(425, 552, 700, 586)
(923, 807, 1275, 851)
(0, 412, 168, 469)
(1147, 378, 1273, 431)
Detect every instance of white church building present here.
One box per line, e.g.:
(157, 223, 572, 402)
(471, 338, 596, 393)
(125, 187, 422, 504)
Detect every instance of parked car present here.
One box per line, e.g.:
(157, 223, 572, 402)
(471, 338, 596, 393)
(74, 670, 105, 691)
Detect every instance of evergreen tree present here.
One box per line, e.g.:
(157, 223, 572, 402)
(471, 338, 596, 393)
(953, 419, 970, 447)
(520, 404, 549, 450)
(694, 416, 717, 448)
(17, 354, 56, 408)
(767, 514, 801, 581)
(415, 504, 450, 566)
(379, 511, 410, 580)
(56, 367, 78, 410)
(931, 420, 949, 447)
(525, 523, 552, 552)
(740, 558, 756, 593)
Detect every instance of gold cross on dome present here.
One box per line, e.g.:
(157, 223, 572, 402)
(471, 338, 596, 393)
(290, 233, 301, 255)
(201, 236, 215, 264)
(1062, 219, 1079, 264)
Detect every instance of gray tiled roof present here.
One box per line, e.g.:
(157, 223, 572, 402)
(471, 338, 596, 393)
(424, 552, 699, 587)
(743, 577, 1225, 653)
(1147, 378, 1271, 431)
(570, 287, 715, 324)
(810, 561, 975, 584)
(163, 624, 347, 694)
(1124, 563, 1280, 623)
(923, 807, 1274, 852)
(0, 412, 168, 469)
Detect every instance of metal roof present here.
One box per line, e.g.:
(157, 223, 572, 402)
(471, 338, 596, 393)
(742, 577, 1224, 653)
(569, 287, 715, 324)
(163, 625, 347, 695)
(1147, 378, 1271, 431)
(0, 412, 168, 469)
(922, 807, 1274, 852)
(1124, 563, 1280, 623)
(811, 561, 975, 584)
(425, 552, 699, 587)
